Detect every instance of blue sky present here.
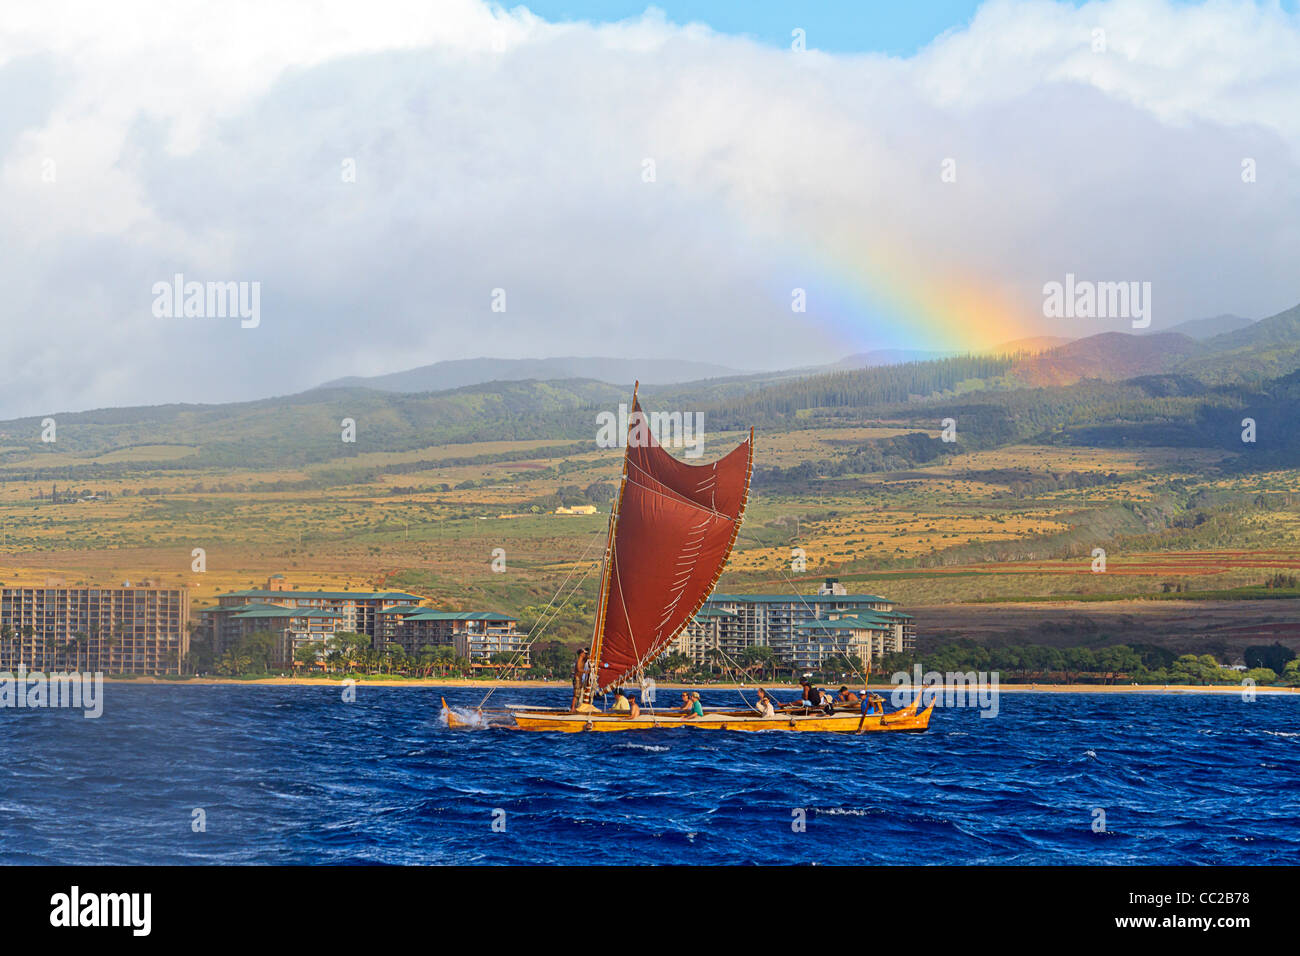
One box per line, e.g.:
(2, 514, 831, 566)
(518, 0, 1299, 55)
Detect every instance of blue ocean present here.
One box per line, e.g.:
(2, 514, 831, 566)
(3, 686, 1297, 865)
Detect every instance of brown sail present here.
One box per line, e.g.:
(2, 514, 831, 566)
(588, 393, 753, 693)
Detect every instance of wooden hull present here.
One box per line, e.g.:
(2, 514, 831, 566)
(504, 701, 933, 733)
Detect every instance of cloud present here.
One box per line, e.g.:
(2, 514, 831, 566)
(1, 0, 1297, 417)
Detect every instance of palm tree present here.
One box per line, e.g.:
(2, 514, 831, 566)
(703, 648, 723, 678)
(103, 625, 121, 675)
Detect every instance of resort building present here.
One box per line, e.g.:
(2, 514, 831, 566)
(379, 607, 527, 667)
(0, 585, 190, 674)
(668, 579, 914, 670)
(201, 577, 423, 666)
(206, 603, 348, 668)
(207, 576, 422, 636)
(200, 577, 525, 668)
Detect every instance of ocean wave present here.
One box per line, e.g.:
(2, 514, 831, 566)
(3, 685, 1297, 865)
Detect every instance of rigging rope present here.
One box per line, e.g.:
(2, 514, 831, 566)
(728, 530, 874, 693)
(475, 522, 607, 710)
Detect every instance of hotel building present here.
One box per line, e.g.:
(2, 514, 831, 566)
(200, 576, 524, 667)
(669, 578, 914, 671)
(380, 608, 528, 667)
(0, 585, 190, 674)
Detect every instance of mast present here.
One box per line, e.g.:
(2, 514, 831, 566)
(580, 381, 638, 707)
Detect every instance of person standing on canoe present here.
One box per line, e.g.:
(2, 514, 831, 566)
(570, 648, 589, 711)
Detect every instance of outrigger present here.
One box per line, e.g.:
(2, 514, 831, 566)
(440, 385, 933, 734)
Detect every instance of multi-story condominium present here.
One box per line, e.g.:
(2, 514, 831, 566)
(207, 576, 422, 637)
(788, 612, 910, 671)
(380, 609, 528, 667)
(200, 577, 524, 668)
(668, 578, 914, 669)
(207, 603, 348, 668)
(671, 607, 743, 665)
(0, 585, 190, 674)
(201, 576, 423, 666)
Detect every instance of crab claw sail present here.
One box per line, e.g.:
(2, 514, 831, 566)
(589, 392, 753, 694)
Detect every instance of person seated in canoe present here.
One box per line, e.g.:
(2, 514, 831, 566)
(627, 692, 640, 718)
(796, 680, 823, 712)
(753, 688, 775, 719)
(612, 688, 631, 713)
(837, 686, 861, 705)
(681, 691, 704, 719)
(677, 691, 693, 714)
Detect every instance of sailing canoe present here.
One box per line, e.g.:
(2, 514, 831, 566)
(455, 385, 934, 735)
(507, 702, 934, 733)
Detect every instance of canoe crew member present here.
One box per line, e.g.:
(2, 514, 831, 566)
(612, 688, 631, 713)
(838, 686, 860, 705)
(682, 691, 704, 719)
(857, 693, 884, 733)
(627, 693, 641, 719)
(798, 680, 822, 711)
(754, 689, 775, 719)
(678, 691, 693, 714)
(570, 648, 589, 711)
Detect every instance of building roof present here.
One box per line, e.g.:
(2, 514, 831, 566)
(708, 593, 893, 605)
(230, 604, 344, 619)
(794, 615, 892, 632)
(402, 611, 517, 622)
(693, 608, 738, 618)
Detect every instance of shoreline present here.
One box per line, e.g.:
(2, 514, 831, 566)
(100, 676, 1300, 694)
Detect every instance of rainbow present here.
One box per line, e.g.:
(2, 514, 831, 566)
(786, 235, 1035, 355)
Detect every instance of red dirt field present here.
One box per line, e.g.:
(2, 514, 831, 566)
(912, 599, 1300, 657)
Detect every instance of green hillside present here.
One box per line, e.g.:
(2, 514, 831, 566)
(2, 300, 1298, 483)
(1175, 302, 1300, 384)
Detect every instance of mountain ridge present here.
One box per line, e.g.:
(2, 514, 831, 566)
(319, 356, 751, 392)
